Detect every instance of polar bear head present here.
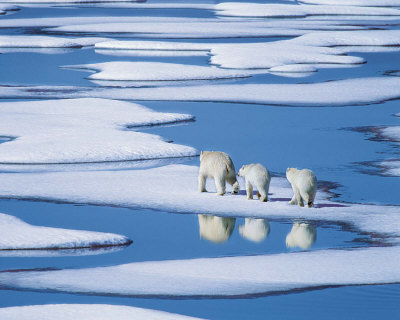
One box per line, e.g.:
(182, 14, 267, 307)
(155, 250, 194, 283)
(237, 165, 248, 177)
(286, 167, 298, 182)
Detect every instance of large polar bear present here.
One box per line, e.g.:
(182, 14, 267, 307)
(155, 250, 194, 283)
(286, 168, 317, 208)
(198, 214, 236, 243)
(239, 218, 270, 243)
(198, 151, 240, 196)
(238, 163, 270, 202)
(286, 222, 316, 250)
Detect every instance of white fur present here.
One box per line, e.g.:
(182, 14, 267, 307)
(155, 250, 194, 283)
(286, 222, 317, 250)
(238, 163, 270, 202)
(198, 151, 239, 196)
(286, 168, 317, 207)
(198, 214, 236, 243)
(238, 218, 270, 243)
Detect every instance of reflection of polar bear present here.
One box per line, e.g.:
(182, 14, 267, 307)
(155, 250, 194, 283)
(238, 163, 270, 202)
(198, 151, 240, 196)
(286, 168, 317, 207)
(286, 222, 316, 250)
(239, 218, 270, 243)
(198, 214, 236, 243)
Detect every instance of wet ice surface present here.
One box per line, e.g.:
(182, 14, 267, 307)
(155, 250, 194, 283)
(0, 2, 399, 320)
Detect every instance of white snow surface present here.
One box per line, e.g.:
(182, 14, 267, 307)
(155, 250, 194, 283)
(0, 98, 196, 164)
(380, 160, 400, 176)
(299, 0, 400, 6)
(0, 35, 108, 48)
(0, 246, 399, 297)
(215, 2, 400, 17)
(93, 30, 400, 71)
(0, 304, 203, 320)
(0, 212, 130, 251)
(0, 165, 399, 241)
(65, 62, 252, 81)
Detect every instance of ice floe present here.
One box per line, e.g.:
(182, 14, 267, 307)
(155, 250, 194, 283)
(0, 4, 18, 14)
(0, 212, 131, 252)
(299, 0, 400, 6)
(0, 98, 196, 164)
(0, 35, 108, 48)
(64, 62, 252, 81)
(0, 304, 203, 320)
(379, 160, 400, 176)
(0, 165, 399, 242)
(215, 2, 400, 17)
(94, 29, 400, 72)
(0, 245, 399, 297)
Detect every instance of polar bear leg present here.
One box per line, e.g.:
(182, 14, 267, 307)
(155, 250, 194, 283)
(295, 187, 304, 207)
(215, 175, 226, 196)
(302, 191, 315, 208)
(258, 190, 268, 202)
(198, 174, 207, 193)
(289, 194, 297, 205)
(246, 181, 253, 200)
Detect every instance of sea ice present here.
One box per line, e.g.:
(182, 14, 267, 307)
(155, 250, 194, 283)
(0, 98, 196, 164)
(215, 2, 400, 17)
(64, 62, 252, 81)
(299, 0, 400, 6)
(0, 35, 108, 48)
(0, 212, 131, 251)
(0, 246, 398, 297)
(0, 165, 399, 242)
(0, 304, 203, 320)
(2, 77, 400, 106)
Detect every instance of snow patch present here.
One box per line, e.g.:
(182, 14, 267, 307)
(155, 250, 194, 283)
(299, 0, 400, 7)
(0, 35, 108, 48)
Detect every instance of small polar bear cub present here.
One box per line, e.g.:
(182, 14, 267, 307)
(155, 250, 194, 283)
(238, 163, 270, 202)
(239, 218, 270, 243)
(286, 168, 317, 208)
(198, 151, 240, 196)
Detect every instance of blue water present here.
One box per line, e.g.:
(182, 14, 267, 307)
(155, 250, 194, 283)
(0, 2, 399, 320)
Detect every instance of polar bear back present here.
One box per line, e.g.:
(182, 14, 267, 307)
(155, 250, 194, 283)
(287, 168, 316, 193)
(199, 151, 236, 177)
(241, 163, 270, 186)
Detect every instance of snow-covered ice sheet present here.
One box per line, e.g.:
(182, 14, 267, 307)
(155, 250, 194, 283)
(0, 212, 131, 252)
(1, 77, 397, 107)
(0, 246, 399, 297)
(0, 4, 18, 14)
(215, 2, 400, 17)
(0, 0, 144, 3)
(95, 30, 400, 72)
(379, 160, 400, 176)
(0, 304, 204, 320)
(0, 165, 399, 241)
(299, 0, 400, 6)
(0, 35, 108, 48)
(64, 62, 252, 81)
(0, 98, 196, 164)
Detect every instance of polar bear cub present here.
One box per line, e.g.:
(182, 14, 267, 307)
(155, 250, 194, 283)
(238, 163, 270, 202)
(198, 151, 240, 196)
(286, 168, 317, 208)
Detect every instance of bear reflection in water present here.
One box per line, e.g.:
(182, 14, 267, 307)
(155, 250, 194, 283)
(239, 218, 270, 243)
(286, 222, 317, 250)
(198, 214, 236, 243)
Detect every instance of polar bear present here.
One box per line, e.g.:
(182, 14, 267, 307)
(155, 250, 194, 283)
(198, 214, 236, 243)
(198, 151, 240, 196)
(286, 168, 317, 208)
(238, 163, 270, 202)
(285, 222, 316, 250)
(239, 218, 270, 243)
